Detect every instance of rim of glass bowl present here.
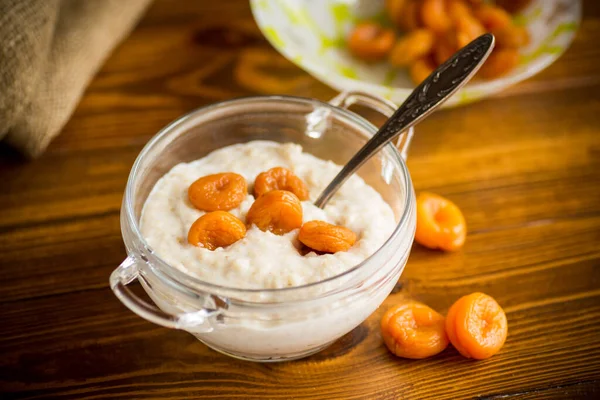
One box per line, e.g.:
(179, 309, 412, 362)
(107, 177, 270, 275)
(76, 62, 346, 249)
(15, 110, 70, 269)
(125, 95, 413, 296)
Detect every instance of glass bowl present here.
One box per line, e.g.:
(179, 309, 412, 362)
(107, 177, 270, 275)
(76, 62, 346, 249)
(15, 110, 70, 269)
(110, 91, 416, 361)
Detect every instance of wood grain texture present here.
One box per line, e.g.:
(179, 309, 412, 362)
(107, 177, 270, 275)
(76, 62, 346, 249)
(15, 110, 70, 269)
(1, 0, 600, 399)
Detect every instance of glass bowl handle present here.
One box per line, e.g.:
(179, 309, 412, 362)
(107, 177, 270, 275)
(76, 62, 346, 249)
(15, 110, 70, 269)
(329, 91, 414, 160)
(110, 257, 224, 331)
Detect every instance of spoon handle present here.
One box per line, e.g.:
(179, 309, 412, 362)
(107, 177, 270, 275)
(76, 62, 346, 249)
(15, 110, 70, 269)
(315, 33, 495, 208)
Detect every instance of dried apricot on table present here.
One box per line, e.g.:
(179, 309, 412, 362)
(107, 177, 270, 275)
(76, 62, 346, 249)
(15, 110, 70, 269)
(187, 211, 246, 250)
(415, 192, 466, 251)
(254, 167, 309, 200)
(298, 220, 357, 253)
(389, 29, 435, 67)
(446, 293, 508, 359)
(347, 22, 396, 61)
(188, 172, 247, 212)
(381, 302, 449, 359)
(246, 190, 303, 235)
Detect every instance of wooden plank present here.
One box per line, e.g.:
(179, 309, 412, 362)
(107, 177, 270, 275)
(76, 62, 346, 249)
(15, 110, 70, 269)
(0, 290, 598, 399)
(1, 0, 600, 398)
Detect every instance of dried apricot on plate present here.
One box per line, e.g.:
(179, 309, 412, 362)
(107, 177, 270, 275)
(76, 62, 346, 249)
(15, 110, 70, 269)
(433, 34, 457, 65)
(495, 0, 533, 13)
(409, 57, 436, 85)
(415, 192, 466, 251)
(246, 190, 303, 235)
(188, 172, 247, 212)
(455, 15, 486, 48)
(398, 0, 422, 31)
(494, 25, 530, 49)
(381, 302, 449, 359)
(389, 29, 435, 67)
(473, 4, 512, 32)
(298, 220, 357, 253)
(478, 48, 520, 79)
(447, 0, 473, 24)
(421, 0, 452, 33)
(385, 0, 408, 27)
(348, 22, 396, 61)
(254, 167, 309, 200)
(188, 211, 246, 250)
(446, 293, 508, 359)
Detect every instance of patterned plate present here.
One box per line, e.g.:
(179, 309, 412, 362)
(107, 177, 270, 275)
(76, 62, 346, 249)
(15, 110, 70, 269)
(251, 0, 581, 107)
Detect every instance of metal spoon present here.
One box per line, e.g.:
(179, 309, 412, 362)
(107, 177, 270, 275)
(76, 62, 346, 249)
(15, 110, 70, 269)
(315, 33, 495, 208)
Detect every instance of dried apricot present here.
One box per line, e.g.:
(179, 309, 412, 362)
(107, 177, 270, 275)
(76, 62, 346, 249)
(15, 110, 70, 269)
(187, 211, 246, 250)
(385, 0, 408, 28)
(253, 167, 309, 200)
(447, 0, 473, 24)
(397, 0, 422, 31)
(348, 22, 396, 61)
(433, 34, 457, 65)
(246, 190, 303, 235)
(478, 48, 519, 79)
(444, 294, 473, 357)
(381, 302, 449, 359)
(415, 192, 466, 251)
(188, 172, 247, 212)
(494, 25, 530, 48)
(409, 57, 436, 85)
(298, 220, 357, 253)
(421, 0, 452, 33)
(474, 4, 512, 32)
(495, 0, 532, 14)
(455, 15, 486, 48)
(446, 293, 508, 359)
(389, 29, 435, 67)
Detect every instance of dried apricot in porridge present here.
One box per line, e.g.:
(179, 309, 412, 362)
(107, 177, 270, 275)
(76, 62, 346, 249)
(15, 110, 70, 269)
(188, 172, 247, 211)
(140, 141, 396, 289)
(246, 190, 303, 235)
(188, 211, 246, 250)
(446, 292, 508, 359)
(415, 192, 466, 251)
(381, 301, 449, 359)
(253, 167, 309, 200)
(299, 221, 357, 253)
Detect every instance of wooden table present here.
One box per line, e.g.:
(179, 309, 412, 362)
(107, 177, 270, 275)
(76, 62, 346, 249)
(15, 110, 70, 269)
(1, 1, 599, 399)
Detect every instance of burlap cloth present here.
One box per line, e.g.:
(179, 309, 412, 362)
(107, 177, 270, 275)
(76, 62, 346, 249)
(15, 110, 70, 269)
(0, 0, 152, 158)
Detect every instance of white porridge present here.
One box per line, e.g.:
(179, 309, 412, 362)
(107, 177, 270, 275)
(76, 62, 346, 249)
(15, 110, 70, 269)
(140, 140, 396, 290)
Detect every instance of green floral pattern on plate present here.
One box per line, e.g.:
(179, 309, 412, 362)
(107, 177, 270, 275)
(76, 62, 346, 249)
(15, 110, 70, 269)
(250, 0, 581, 107)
